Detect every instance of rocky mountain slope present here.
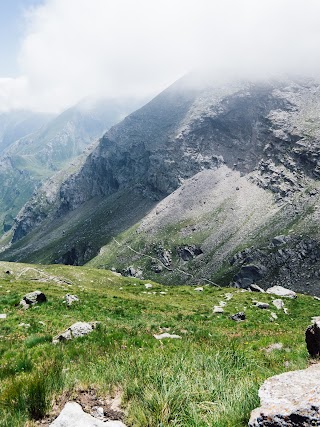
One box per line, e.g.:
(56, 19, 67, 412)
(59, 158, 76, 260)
(2, 75, 320, 294)
(0, 98, 138, 234)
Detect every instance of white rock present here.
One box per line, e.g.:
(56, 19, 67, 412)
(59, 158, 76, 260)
(225, 293, 233, 300)
(64, 294, 79, 306)
(153, 333, 182, 340)
(18, 323, 30, 328)
(53, 322, 98, 344)
(266, 286, 296, 298)
(270, 312, 278, 320)
(255, 302, 270, 309)
(249, 364, 320, 426)
(272, 299, 285, 310)
(194, 287, 203, 292)
(0, 314, 7, 319)
(144, 283, 153, 289)
(219, 301, 227, 307)
(213, 306, 224, 313)
(50, 402, 126, 427)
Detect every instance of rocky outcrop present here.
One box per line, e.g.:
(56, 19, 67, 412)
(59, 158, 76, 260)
(249, 364, 320, 426)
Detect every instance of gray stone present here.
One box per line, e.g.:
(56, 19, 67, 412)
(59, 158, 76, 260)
(230, 312, 246, 321)
(64, 294, 79, 306)
(53, 322, 98, 344)
(266, 286, 297, 298)
(272, 299, 285, 310)
(0, 314, 7, 319)
(213, 306, 224, 313)
(20, 290, 47, 309)
(144, 283, 153, 289)
(255, 302, 270, 309)
(249, 364, 320, 426)
(272, 235, 287, 246)
(248, 284, 265, 293)
(194, 286, 204, 292)
(233, 264, 267, 288)
(153, 333, 182, 340)
(49, 402, 126, 426)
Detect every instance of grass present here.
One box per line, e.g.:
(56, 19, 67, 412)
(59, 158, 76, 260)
(0, 261, 317, 426)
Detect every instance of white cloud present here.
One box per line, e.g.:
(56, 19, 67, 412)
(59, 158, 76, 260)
(2, 0, 320, 112)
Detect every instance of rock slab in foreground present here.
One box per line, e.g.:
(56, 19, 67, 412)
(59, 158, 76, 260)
(248, 364, 320, 426)
(266, 286, 296, 299)
(50, 402, 126, 427)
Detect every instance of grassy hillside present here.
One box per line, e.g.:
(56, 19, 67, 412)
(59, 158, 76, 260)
(0, 261, 317, 426)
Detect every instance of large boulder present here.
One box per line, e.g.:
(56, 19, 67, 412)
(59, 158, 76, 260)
(306, 317, 320, 357)
(53, 322, 98, 344)
(233, 264, 267, 288)
(20, 290, 47, 309)
(266, 286, 297, 298)
(248, 364, 320, 426)
(50, 402, 126, 426)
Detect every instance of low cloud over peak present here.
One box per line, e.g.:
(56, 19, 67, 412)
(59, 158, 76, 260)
(1, 0, 320, 112)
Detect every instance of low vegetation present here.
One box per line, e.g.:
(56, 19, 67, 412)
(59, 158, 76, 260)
(0, 261, 317, 426)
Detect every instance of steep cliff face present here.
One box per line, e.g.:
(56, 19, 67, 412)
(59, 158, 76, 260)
(0, 98, 138, 234)
(3, 75, 320, 293)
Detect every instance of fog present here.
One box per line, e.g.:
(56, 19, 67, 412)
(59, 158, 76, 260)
(1, 0, 320, 112)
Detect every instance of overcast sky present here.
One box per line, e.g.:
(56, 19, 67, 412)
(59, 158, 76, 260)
(1, 0, 320, 113)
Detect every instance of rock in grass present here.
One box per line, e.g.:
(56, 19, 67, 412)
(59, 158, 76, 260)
(64, 294, 79, 306)
(50, 402, 126, 426)
(153, 333, 182, 340)
(194, 287, 204, 292)
(248, 364, 320, 426)
(20, 290, 47, 309)
(305, 318, 320, 357)
(144, 283, 153, 289)
(53, 322, 98, 344)
(254, 302, 270, 309)
(272, 299, 284, 310)
(213, 306, 224, 313)
(266, 286, 296, 299)
(0, 314, 7, 319)
(248, 284, 265, 293)
(230, 312, 245, 321)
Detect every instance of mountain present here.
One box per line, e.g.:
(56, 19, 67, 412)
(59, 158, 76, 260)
(0, 97, 140, 234)
(0, 110, 53, 154)
(2, 75, 320, 294)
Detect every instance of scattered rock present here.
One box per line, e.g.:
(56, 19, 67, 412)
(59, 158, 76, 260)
(272, 299, 285, 310)
(65, 294, 79, 306)
(19, 290, 47, 309)
(225, 293, 233, 300)
(122, 266, 143, 279)
(144, 283, 153, 289)
(18, 323, 30, 328)
(314, 296, 320, 301)
(248, 284, 265, 293)
(272, 235, 287, 246)
(49, 402, 126, 427)
(194, 287, 203, 292)
(213, 306, 224, 313)
(306, 318, 320, 357)
(0, 314, 7, 319)
(153, 333, 182, 340)
(254, 302, 270, 309)
(248, 364, 320, 426)
(53, 322, 98, 344)
(177, 245, 203, 261)
(270, 312, 278, 320)
(266, 286, 297, 298)
(264, 343, 283, 353)
(230, 312, 246, 321)
(91, 406, 104, 419)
